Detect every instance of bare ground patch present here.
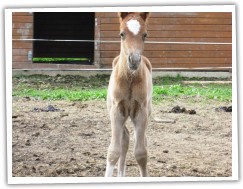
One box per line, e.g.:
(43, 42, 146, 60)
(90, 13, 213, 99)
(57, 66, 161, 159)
(12, 97, 232, 177)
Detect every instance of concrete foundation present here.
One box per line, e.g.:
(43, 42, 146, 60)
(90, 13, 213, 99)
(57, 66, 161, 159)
(12, 69, 232, 79)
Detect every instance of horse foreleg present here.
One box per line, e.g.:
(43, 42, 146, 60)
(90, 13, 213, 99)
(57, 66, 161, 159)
(105, 107, 127, 177)
(117, 126, 129, 177)
(132, 109, 148, 177)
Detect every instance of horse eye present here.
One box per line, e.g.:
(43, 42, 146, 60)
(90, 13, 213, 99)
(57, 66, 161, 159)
(143, 33, 148, 40)
(120, 32, 125, 39)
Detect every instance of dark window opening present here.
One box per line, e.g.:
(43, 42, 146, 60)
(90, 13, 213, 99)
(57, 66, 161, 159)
(33, 12, 95, 65)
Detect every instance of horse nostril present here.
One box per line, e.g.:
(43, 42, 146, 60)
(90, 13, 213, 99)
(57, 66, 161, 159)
(129, 55, 132, 63)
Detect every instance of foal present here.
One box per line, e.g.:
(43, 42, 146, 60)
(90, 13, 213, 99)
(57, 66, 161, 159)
(105, 12, 152, 177)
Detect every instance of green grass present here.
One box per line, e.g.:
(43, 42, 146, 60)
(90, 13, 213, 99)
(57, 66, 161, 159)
(12, 75, 232, 102)
(33, 57, 89, 62)
(153, 84, 232, 101)
(13, 88, 107, 101)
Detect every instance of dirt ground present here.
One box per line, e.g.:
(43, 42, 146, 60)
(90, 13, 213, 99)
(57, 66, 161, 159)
(12, 97, 232, 177)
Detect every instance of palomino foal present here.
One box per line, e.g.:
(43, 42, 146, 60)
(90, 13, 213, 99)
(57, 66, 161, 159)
(105, 12, 152, 177)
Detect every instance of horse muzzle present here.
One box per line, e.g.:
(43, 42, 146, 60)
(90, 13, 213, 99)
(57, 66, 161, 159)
(128, 53, 141, 70)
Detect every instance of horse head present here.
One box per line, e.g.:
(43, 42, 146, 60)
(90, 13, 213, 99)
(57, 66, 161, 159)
(118, 12, 150, 71)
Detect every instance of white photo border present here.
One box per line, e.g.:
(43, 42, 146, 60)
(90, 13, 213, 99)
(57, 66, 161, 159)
(5, 5, 238, 184)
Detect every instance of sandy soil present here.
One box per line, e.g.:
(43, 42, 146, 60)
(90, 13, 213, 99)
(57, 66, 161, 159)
(12, 97, 232, 177)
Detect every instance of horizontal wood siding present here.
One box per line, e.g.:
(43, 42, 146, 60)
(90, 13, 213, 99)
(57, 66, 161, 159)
(12, 12, 33, 68)
(12, 12, 232, 70)
(98, 12, 232, 69)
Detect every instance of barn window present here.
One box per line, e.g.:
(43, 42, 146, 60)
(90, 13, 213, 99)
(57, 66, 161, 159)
(33, 12, 95, 65)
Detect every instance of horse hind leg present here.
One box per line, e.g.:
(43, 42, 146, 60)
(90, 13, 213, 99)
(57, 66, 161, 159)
(117, 126, 129, 177)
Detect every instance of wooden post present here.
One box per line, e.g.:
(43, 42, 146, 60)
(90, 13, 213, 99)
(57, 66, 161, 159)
(94, 13, 101, 68)
(12, 12, 33, 69)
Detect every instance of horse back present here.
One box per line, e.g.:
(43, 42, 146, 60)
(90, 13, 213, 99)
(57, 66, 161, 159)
(112, 55, 120, 68)
(142, 56, 152, 73)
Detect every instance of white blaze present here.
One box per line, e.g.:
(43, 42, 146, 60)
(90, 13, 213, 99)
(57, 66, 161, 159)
(126, 19, 140, 35)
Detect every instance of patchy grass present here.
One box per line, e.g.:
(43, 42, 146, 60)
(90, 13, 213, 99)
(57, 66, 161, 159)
(153, 84, 231, 102)
(12, 74, 232, 102)
(33, 57, 89, 63)
(13, 88, 107, 101)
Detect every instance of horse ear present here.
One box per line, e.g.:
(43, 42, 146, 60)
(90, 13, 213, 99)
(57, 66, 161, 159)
(118, 12, 130, 21)
(140, 12, 150, 22)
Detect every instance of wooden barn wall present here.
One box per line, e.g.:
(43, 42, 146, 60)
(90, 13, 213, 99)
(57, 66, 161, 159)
(12, 12, 33, 69)
(12, 12, 232, 70)
(97, 12, 232, 69)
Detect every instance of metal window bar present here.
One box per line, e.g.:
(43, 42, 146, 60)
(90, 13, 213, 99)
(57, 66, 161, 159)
(12, 38, 232, 45)
(12, 38, 232, 70)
